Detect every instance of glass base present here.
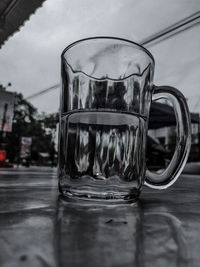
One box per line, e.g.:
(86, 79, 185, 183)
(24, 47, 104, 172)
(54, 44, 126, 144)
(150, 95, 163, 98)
(59, 186, 140, 205)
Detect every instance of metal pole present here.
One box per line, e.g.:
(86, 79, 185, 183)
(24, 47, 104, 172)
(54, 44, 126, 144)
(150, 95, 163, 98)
(0, 103, 8, 148)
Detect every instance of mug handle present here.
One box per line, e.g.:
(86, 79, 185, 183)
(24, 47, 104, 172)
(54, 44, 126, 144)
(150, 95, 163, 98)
(145, 85, 191, 189)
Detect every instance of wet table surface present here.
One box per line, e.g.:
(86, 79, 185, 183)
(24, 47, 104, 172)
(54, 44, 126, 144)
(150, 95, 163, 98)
(0, 167, 200, 267)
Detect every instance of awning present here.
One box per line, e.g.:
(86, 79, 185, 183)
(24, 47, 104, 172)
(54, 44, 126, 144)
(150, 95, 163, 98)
(149, 101, 199, 129)
(0, 0, 46, 48)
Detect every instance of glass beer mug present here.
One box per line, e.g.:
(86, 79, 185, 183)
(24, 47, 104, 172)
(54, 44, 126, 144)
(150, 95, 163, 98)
(58, 37, 191, 203)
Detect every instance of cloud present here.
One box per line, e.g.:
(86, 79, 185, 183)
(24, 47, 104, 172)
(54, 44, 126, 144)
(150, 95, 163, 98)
(0, 0, 200, 113)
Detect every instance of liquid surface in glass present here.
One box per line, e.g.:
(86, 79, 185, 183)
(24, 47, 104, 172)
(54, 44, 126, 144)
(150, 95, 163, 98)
(59, 110, 146, 199)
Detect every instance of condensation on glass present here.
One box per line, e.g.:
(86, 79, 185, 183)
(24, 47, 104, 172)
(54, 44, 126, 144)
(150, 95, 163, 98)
(58, 37, 191, 203)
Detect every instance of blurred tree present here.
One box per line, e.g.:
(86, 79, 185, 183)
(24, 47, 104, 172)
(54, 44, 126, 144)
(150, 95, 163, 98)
(0, 83, 11, 91)
(0, 84, 6, 91)
(35, 112, 58, 165)
(4, 92, 57, 165)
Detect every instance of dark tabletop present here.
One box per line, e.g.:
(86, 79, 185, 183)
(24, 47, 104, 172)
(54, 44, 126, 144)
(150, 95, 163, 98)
(0, 167, 200, 267)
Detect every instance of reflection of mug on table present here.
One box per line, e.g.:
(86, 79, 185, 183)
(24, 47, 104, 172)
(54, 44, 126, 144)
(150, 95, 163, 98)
(140, 209, 189, 267)
(56, 198, 189, 267)
(58, 37, 191, 202)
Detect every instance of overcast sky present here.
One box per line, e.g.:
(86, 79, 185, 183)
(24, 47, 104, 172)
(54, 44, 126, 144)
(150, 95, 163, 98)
(0, 0, 200, 114)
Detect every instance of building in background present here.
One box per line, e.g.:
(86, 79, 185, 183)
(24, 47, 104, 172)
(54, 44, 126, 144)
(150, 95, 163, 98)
(149, 122, 200, 162)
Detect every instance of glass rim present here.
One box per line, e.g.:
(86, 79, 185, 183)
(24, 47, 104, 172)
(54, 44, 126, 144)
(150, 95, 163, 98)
(61, 36, 155, 65)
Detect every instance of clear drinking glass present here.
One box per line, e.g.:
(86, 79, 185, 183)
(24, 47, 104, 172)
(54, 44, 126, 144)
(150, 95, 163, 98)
(58, 37, 191, 203)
